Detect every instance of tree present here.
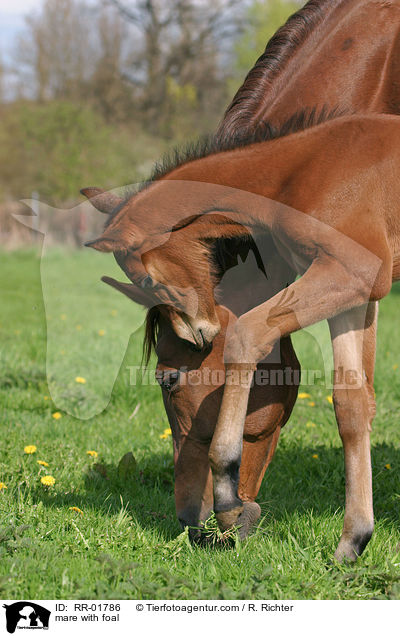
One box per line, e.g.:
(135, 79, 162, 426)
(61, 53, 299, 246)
(107, 0, 244, 134)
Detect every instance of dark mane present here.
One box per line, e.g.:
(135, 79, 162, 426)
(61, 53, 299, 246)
(105, 104, 344, 229)
(217, 0, 342, 139)
(149, 105, 343, 184)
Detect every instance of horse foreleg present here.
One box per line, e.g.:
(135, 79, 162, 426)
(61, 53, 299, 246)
(209, 250, 387, 537)
(236, 427, 281, 538)
(329, 302, 378, 561)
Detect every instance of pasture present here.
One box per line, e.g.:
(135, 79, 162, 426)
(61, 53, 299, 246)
(1, 248, 400, 600)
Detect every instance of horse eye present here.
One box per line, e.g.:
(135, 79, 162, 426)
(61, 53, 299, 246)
(141, 275, 154, 289)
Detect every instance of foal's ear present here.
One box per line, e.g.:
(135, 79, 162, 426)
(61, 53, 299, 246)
(101, 276, 153, 308)
(80, 187, 123, 214)
(85, 222, 144, 253)
(85, 237, 120, 253)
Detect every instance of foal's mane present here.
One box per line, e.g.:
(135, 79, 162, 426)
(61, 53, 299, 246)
(217, 0, 342, 139)
(148, 105, 341, 184)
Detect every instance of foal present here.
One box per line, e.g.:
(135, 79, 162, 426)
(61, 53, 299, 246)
(87, 113, 400, 560)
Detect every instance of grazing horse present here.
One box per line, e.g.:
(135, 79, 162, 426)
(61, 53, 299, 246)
(82, 0, 400, 552)
(85, 113, 400, 561)
(101, 250, 298, 539)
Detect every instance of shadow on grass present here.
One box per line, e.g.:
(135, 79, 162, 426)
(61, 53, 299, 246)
(28, 450, 179, 541)
(26, 442, 400, 543)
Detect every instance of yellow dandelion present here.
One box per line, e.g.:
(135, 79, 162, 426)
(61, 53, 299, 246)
(0, 483, 7, 490)
(393, 364, 398, 371)
(24, 445, 37, 454)
(69, 506, 83, 515)
(306, 421, 316, 428)
(160, 434, 168, 439)
(98, 329, 106, 336)
(86, 450, 98, 458)
(111, 310, 118, 316)
(43, 396, 49, 401)
(308, 401, 316, 407)
(14, 329, 21, 335)
(41, 475, 55, 486)
(163, 428, 172, 436)
(298, 392, 312, 400)
(385, 463, 392, 470)
(60, 314, 67, 321)
(75, 324, 82, 331)
(75, 377, 86, 384)
(326, 395, 333, 404)
(312, 454, 319, 459)
(60, 350, 65, 355)
(52, 412, 62, 420)
(37, 460, 49, 467)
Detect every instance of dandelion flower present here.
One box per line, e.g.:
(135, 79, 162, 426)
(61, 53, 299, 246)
(385, 463, 392, 470)
(312, 454, 319, 459)
(69, 506, 83, 515)
(98, 329, 106, 336)
(393, 364, 398, 371)
(308, 401, 316, 407)
(163, 428, 172, 436)
(52, 412, 62, 420)
(111, 310, 118, 317)
(37, 460, 49, 467)
(43, 396, 49, 401)
(75, 324, 82, 331)
(326, 395, 333, 404)
(24, 445, 37, 454)
(75, 377, 86, 384)
(0, 483, 7, 490)
(86, 450, 98, 458)
(41, 475, 55, 486)
(306, 421, 316, 428)
(160, 433, 169, 439)
(298, 392, 312, 399)
(60, 314, 67, 321)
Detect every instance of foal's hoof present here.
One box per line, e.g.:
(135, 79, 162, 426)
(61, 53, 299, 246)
(237, 502, 261, 539)
(334, 527, 373, 563)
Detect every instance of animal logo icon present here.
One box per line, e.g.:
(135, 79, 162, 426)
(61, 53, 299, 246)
(3, 602, 50, 633)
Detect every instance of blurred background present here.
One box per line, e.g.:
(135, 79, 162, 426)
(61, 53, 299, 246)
(0, 0, 302, 246)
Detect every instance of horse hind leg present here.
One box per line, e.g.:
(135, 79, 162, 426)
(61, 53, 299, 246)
(329, 302, 378, 562)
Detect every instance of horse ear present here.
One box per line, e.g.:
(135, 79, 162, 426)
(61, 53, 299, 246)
(84, 237, 118, 252)
(80, 187, 123, 214)
(101, 276, 153, 308)
(85, 223, 144, 252)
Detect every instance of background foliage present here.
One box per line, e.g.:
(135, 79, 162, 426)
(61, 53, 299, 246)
(0, 0, 303, 207)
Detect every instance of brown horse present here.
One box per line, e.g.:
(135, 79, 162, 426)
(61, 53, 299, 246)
(85, 112, 400, 561)
(102, 247, 298, 540)
(82, 0, 400, 553)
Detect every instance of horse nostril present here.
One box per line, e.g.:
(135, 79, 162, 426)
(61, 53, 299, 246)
(156, 369, 180, 392)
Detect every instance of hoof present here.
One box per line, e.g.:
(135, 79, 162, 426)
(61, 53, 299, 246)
(334, 543, 359, 563)
(334, 526, 373, 563)
(237, 502, 261, 539)
(216, 505, 244, 532)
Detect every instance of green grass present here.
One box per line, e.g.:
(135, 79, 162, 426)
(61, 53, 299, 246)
(1, 248, 400, 599)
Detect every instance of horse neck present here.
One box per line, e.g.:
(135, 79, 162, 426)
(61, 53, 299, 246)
(165, 132, 316, 231)
(219, 0, 400, 136)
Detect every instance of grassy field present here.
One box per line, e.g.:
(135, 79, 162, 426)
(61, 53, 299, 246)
(1, 248, 400, 600)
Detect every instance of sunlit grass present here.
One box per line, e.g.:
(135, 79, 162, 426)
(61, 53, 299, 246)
(0, 248, 399, 599)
